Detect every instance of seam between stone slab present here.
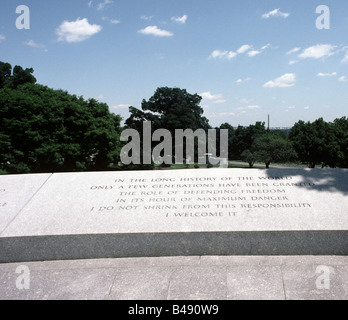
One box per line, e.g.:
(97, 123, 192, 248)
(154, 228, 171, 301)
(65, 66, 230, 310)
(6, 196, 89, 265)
(165, 268, 175, 300)
(280, 265, 288, 300)
(106, 269, 119, 299)
(0, 173, 53, 236)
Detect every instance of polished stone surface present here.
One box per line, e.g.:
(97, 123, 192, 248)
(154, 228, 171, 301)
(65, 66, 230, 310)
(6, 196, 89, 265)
(1, 169, 347, 262)
(1, 256, 347, 300)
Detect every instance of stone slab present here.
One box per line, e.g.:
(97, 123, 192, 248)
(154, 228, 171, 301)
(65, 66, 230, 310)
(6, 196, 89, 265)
(1, 256, 347, 300)
(282, 265, 348, 300)
(108, 267, 173, 300)
(227, 266, 285, 300)
(0, 174, 52, 234)
(0, 266, 116, 300)
(167, 266, 227, 300)
(0, 169, 347, 262)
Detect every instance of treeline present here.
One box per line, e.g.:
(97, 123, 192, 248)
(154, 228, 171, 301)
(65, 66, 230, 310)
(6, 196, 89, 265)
(0, 62, 122, 174)
(1, 61, 348, 174)
(215, 118, 348, 169)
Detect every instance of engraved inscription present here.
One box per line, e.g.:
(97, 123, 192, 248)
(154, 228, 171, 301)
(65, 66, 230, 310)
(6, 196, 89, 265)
(88, 174, 315, 219)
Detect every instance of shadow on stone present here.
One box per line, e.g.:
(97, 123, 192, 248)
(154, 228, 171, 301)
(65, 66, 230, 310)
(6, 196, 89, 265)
(264, 168, 348, 195)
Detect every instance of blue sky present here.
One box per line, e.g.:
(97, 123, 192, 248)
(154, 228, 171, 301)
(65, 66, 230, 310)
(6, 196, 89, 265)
(1, 0, 348, 128)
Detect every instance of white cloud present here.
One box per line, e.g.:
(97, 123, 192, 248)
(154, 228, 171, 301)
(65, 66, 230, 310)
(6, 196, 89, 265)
(339, 76, 347, 82)
(24, 40, 47, 50)
(200, 92, 226, 104)
(97, 0, 113, 10)
(236, 77, 251, 85)
(171, 15, 188, 24)
(288, 106, 296, 109)
(237, 105, 262, 110)
(247, 50, 261, 57)
(227, 51, 237, 59)
(200, 92, 223, 100)
(289, 60, 298, 65)
(88, 1, 93, 8)
(209, 112, 235, 118)
(210, 50, 227, 59)
(141, 16, 153, 21)
(237, 44, 252, 54)
(213, 99, 227, 104)
(210, 44, 270, 60)
(317, 72, 337, 77)
(56, 18, 102, 43)
(304, 106, 310, 110)
(262, 8, 290, 19)
(138, 26, 173, 37)
(264, 73, 296, 88)
(342, 51, 348, 63)
(102, 17, 120, 24)
(247, 44, 270, 57)
(240, 98, 251, 104)
(299, 44, 337, 59)
(0, 34, 6, 43)
(111, 104, 131, 110)
(209, 50, 236, 60)
(287, 47, 301, 55)
(261, 44, 271, 50)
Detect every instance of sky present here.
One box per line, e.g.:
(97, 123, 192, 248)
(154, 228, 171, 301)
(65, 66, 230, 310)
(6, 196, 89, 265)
(1, 0, 348, 128)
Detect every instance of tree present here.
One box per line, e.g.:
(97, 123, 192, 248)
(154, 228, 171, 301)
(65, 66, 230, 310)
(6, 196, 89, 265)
(332, 117, 348, 168)
(252, 132, 297, 168)
(11, 65, 37, 89)
(0, 62, 12, 89)
(126, 87, 210, 133)
(289, 118, 339, 168)
(124, 87, 211, 165)
(0, 61, 36, 89)
(231, 122, 266, 159)
(241, 150, 257, 168)
(0, 83, 122, 173)
(217, 123, 234, 160)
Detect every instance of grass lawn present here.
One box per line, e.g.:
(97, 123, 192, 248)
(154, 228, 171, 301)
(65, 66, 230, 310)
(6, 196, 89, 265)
(154, 161, 308, 170)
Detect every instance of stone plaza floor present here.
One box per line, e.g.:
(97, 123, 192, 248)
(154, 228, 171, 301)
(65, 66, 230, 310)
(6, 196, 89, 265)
(0, 256, 347, 300)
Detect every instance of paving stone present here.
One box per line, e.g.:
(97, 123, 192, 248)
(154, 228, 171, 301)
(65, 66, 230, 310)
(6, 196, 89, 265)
(167, 266, 227, 300)
(108, 267, 173, 300)
(282, 265, 347, 300)
(227, 266, 285, 300)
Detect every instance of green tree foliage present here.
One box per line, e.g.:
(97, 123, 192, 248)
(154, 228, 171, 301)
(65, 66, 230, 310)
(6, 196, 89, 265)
(124, 87, 211, 166)
(232, 122, 266, 159)
(0, 62, 12, 89)
(0, 83, 122, 173)
(289, 120, 317, 168)
(217, 123, 234, 160)
(241, 149, 256, 168)
(289, 118, 344, 168)
(333, 117, 348, 168)
(251, 132, 297, 168)
(0, 61, 36, 89)
(126, 87, 210, 133)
